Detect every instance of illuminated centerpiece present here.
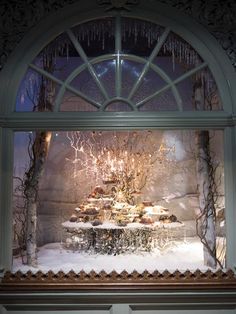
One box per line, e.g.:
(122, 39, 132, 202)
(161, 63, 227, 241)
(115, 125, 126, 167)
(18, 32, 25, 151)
(62, 131, 184, 254)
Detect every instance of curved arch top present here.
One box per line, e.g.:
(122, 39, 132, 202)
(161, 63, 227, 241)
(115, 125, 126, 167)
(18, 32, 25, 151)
(0, 0, 235, 117)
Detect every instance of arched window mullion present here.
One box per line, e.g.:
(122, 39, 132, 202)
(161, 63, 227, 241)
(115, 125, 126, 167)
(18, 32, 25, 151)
(29, 63, 102, 110)
(137, 61, 208, 109)
(99, 97, 137, 111)
(53, 63, 91, 111)
(64, 85, 101, 109)
(172, 61, 208, 85)
(66, 29, 110, 102)
(127, 27, 171, 101)
(136, 84, 171, 108)
(148, 61, 183, 110)
(115, 14, 122, 97)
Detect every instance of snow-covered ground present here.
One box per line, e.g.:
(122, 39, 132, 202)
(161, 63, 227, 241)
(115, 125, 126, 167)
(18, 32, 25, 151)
(12, 237, 213, 273)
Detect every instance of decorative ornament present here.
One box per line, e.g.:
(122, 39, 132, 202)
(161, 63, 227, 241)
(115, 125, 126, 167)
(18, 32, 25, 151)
(97, 0, 139, 11)
(2, 269, 236, 289)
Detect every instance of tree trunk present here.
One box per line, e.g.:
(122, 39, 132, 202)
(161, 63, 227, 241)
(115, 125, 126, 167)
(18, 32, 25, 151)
(195, 130, 216, 268)
(24, 131, 51, 266)
(193, 77, 217, 268)
(23, 55, 54, 266)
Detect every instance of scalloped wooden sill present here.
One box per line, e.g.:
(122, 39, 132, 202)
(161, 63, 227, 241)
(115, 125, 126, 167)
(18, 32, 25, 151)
(1, 269, 236, 291)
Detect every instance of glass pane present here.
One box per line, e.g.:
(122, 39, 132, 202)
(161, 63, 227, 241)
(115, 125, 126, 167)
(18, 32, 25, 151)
(16, 68, 60, 112)
(176, 67, 223, 111)
(31, 32, 83, 81)
(121, 17, 165, 56)
(156, 32, 203, 71)
(153, 56, 194, 81)
(131, 69, 166, 104)
(52, 57, 83, 81)
(13, 130, 225, 273)
(93, 60, 116, 98)
(121, 60, 143, 98)
(70, 69, 105, 104)
(139, 90, 178, 111)
(71, 18, 115, 57)
(60, 90, 97, 112)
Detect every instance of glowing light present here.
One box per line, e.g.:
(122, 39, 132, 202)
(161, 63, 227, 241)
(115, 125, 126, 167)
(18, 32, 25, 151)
(66, 131, 175, 204)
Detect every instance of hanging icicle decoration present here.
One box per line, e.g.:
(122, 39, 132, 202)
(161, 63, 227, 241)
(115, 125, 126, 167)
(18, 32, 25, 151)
(66, 42, 69, 60)
(74, 18, 115, 51)
(32, 15, 206, 72)
(172, 49, 175, 72)
(121, 17, 164, 48)
(161, 32, 202, 69)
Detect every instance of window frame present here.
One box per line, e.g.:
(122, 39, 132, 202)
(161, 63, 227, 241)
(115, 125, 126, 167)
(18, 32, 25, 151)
(0, 1, 236, 291)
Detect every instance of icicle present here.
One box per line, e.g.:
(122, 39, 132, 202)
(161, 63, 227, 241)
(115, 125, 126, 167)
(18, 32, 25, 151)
(190, 50, 192, 66)
(82, 26, 85, 41)
(193, 52, 196, 66)
(87, 28, 90, 47)
(181, 43, 183, 64)
(102, 31, 105, 50)
(93, 24, 96, 41)
(187, 49, 190, 66)
(66, 42, 69, 60)
(172, 49, 175, 72)
(128, 20, 131, 37)
(185, 45, 189, 65)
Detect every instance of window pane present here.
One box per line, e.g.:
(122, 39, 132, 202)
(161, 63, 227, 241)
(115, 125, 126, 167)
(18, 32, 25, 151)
(156, 32, 203, 70)
(70, 69, 105, 104)
(121, 60, 143, 98)
(121, 17, 165, 56)
(93, 60, 116, 98)
(71, 18, 115, 57)
(16, 68, 60, 112)
(131, 69, 166, 104)
(176, 67, 223, 111)
(12, 130, 226, 273)
(60, 90, 97, 112)
(31, 32, 82, 81)
(139, 89, 178, 111)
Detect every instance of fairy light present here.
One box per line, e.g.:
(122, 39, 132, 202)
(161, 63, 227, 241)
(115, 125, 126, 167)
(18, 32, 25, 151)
(66, 131, 175, 204)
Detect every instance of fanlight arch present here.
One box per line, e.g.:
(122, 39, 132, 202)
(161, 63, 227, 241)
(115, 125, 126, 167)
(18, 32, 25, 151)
(16, 15, 222, 113)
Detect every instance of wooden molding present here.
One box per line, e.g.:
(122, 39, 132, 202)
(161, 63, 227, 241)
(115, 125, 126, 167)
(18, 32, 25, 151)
(1, 269, 236, 291)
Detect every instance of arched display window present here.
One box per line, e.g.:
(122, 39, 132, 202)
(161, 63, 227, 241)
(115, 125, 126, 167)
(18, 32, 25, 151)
(0, 2, 235, 291)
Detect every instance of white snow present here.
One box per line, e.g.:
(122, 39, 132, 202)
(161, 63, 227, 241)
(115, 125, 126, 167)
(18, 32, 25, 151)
(12, 237, 212, 273)
(62, 220, 184, 230)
